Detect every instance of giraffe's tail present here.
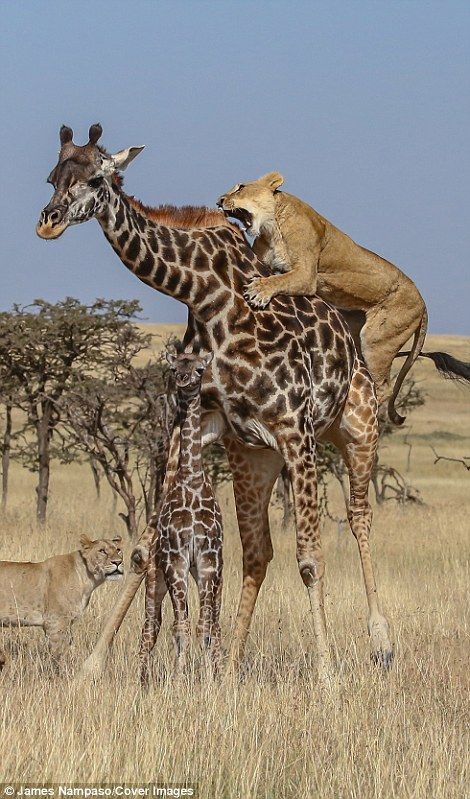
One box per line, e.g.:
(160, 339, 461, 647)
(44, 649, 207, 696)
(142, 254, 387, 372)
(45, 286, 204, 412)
(388, 308, 428, 425)
(411, 350, 470, 382)
(392, 318, 470, 425)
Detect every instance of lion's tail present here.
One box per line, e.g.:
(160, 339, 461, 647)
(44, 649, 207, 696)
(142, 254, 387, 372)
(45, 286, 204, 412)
(388, 308, 428, 425)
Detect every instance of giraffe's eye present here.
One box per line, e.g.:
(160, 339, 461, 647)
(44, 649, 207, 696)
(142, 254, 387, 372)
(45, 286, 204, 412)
(88, 176, 103, 189)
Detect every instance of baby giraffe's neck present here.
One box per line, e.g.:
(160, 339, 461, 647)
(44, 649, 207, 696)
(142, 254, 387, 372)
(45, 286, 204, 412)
(177, 389, 203, 483)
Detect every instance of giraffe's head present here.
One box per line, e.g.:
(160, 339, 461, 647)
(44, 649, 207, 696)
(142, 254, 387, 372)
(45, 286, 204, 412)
(36, 124, 144, 240)
(166, 350, 213, 395)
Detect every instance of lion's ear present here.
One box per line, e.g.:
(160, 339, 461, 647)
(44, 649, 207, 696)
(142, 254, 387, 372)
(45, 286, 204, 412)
(79, 534, 93, 550)
(257, 172, 284, 191)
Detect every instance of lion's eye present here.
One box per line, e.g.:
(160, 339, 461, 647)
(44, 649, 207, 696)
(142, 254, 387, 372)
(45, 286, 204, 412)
(100, 548, 107, 555)
(236, 184, 245, 192)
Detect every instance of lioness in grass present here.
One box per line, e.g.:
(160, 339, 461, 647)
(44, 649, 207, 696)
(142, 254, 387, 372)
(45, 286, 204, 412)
(0, 535, 123, 668)
(217, 172, 428, 424)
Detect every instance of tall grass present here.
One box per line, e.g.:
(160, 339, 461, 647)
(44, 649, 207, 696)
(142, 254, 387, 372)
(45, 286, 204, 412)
(0, 467, 468, 798)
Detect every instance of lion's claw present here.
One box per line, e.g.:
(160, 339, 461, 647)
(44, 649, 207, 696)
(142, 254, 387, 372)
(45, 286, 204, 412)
(243, 279, 272, 310)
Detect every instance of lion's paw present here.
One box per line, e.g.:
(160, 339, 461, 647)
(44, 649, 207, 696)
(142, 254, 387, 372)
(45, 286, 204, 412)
(243, 278, 272, 309)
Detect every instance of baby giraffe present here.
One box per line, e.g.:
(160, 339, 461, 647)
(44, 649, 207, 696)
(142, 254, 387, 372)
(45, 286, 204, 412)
(139, 350, 223, 686)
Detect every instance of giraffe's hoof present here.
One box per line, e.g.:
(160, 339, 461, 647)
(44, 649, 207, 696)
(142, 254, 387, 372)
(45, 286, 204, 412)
(371, 647, 395, 671)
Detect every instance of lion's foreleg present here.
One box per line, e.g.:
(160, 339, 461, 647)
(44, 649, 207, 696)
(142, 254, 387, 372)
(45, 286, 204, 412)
(245, 257, 319, 309)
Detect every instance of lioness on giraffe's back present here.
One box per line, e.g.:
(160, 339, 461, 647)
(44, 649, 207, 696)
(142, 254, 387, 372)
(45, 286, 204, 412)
(0, 535, 123, 668)
(217, 173, 470, 423)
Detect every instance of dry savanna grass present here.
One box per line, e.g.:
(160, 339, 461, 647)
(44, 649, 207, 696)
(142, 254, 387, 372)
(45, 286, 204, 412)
(0, 332, 469, 798)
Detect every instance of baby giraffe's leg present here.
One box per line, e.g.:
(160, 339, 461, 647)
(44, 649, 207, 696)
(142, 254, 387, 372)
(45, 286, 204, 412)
(165, 555, 191, 677)
(196, 557, 223, 676)
(139, 552, 167, 689)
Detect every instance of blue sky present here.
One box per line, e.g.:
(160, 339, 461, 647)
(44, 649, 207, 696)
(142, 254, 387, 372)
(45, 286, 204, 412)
(1, 0, 469, 333)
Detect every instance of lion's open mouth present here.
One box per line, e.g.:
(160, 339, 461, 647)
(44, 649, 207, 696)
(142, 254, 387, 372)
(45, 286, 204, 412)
(223, 207, 253, 231)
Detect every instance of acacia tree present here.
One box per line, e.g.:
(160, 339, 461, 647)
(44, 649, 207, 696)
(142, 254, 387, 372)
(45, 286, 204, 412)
(58, 363, 169, 538)
(0, 298, 142, 524)
(0, 394, 13, 509)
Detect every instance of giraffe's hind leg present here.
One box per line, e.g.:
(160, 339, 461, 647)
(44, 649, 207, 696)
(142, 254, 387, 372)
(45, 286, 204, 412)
(139, 552, 167, 689)
(223, 439, 283, 670)
(331, 362, 393, 668)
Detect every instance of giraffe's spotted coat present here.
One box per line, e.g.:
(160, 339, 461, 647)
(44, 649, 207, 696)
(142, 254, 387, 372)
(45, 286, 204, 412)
(139, 352, 223, 685)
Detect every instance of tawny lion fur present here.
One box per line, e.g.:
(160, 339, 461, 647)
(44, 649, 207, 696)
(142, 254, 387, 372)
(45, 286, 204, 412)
(0, 535, 123, 668)
(218, 172, 427, 424)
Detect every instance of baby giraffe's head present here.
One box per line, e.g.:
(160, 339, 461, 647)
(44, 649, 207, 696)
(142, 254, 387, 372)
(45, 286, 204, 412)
(166, 349, 213, 397)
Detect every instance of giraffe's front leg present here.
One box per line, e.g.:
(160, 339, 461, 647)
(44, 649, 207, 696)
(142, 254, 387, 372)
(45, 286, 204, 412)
(165, 555, 191, 677)
(196, 559, 223, 677)
(279, 434, 333, 684)
(223, 439, 283, 670)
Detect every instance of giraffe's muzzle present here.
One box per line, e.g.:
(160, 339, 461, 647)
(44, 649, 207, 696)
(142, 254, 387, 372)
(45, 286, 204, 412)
(36, 205, 68, 239)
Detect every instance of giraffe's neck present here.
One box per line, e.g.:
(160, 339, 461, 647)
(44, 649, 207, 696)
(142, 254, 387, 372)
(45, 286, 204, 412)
(97, 184, 244, 323)
(177, 391, 203, 482)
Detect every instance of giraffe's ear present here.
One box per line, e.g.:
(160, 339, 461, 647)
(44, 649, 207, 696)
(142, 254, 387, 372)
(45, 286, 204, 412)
(111, 146, 145, 171)
(202, 352, 214, 369)
(165, 350, 177, 367)
(257, 172, 284, 192)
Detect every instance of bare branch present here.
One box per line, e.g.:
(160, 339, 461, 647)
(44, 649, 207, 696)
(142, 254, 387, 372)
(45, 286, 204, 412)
(431, 447, 470, 472)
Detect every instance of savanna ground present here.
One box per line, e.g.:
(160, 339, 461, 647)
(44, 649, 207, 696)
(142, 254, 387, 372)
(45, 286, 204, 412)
(0, 331, 469, 799)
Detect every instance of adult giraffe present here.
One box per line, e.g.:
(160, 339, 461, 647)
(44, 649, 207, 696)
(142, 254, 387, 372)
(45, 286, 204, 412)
(37, 124, 392, 681)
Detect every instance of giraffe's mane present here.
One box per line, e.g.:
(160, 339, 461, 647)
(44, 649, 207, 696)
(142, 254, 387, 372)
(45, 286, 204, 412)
(126, 196, 241, 232)
(105, 160, 242, 233)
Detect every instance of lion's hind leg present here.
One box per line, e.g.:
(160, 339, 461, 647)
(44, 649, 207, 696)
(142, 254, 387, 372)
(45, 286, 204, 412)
(360, 288, 426, 419)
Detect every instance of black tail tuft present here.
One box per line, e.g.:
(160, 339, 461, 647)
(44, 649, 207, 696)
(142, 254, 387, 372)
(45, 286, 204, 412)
(420, 351, 470, 383)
